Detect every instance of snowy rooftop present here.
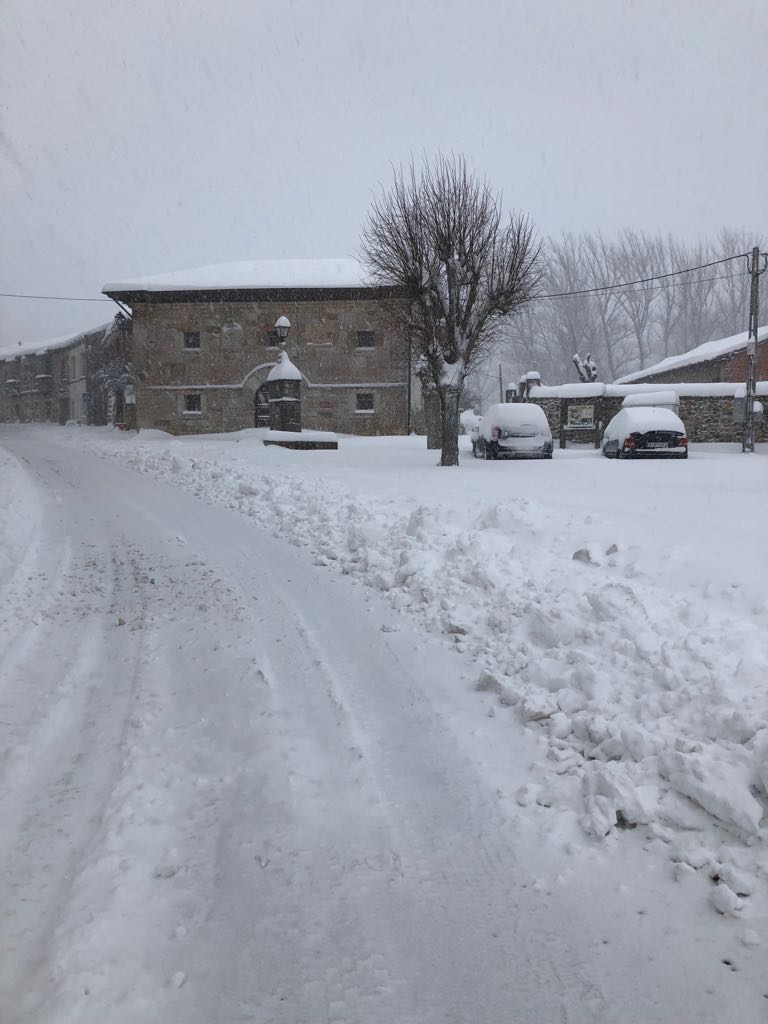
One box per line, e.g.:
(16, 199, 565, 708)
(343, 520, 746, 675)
(527, 380, 768, 399)
(614, 325, 768, 384)
(0, 322, 113, 363)
(102, 259, 388, 294)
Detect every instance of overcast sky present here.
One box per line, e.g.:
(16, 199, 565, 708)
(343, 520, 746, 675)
(1, 0, 766, 347)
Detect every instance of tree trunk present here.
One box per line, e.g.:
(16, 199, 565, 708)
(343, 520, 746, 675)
(438, 385, 460, 466)
(424, 389, 441, 449)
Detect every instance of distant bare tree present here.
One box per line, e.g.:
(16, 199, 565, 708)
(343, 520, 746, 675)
(614, 229, 659, 368)
(712, 228, 754, 338)
(361, 154, 541, 465)
(497, 228, 763, 388)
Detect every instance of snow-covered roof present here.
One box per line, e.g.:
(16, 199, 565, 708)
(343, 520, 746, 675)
(103, 259, 386, 294)
(525, 382, 605, 399)
(622, 391, 678, 408)
(0, 322, 113, 363)
(528, 381, 768, 399)
(267, 351, 303, 382)
(614, 326, 768, 384)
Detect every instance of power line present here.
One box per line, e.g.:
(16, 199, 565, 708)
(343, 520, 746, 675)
(536, 252, 752, 300)
(542, 268, 751, 301)
(0, 251, 754, 305)
(0, 291, 113, 302)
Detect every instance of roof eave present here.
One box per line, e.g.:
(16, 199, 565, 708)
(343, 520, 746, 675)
(102, 284, 410, 304)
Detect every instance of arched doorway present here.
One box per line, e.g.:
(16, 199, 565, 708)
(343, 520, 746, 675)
(254, 385, 270, 428)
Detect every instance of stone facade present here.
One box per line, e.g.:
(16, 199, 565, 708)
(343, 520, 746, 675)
(0, 320, 131, 426)
(624, 339, 768, 386)
(105, 288, 410, 436)
(510, 390, 767, 445)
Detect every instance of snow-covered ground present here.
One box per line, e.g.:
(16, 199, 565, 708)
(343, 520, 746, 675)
(1, 424, 766, 1023)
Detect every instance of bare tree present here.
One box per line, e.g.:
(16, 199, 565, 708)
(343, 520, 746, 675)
(712, 228, 755, 338)
(360, 154, 541, 465)
(614, 229, 658, 369)
(580, 233, 635, 380)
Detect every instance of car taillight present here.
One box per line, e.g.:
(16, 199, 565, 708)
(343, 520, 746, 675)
(679, 436, 688, 446)
(624, 437, 636, 449)
(491, 426, 500, 439)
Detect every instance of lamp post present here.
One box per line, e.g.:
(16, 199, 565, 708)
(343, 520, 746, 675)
(275, 315, 291, 346)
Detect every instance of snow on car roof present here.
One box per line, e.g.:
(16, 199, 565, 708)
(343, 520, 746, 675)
(607, 406, 685, 434)
(481, 402, 549, 426)
(103, 259, 385, 293)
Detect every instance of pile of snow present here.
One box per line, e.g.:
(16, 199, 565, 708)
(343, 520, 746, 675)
(622, 391, 678, 408)
(267, 351, 303, 382)
(47, 427, 768, 914)
(0, 448, 39, 590)
(459, 409, 481, 434)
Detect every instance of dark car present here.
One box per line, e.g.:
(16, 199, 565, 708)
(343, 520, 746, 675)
(472, 403, 553, 460)
(602, 407, 688, 459)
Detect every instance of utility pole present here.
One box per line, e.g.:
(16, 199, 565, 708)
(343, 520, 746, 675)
(743, 246, 768, 453)
(498, 364, 504, 403)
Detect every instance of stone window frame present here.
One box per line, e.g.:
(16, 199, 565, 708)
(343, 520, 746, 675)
(182, 393, 203, 415)
(183, 331, 202, 351)
(355, 392, 375, 414)
(356, 330, 375, 349)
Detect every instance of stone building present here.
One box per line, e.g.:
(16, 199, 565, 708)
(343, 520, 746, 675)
(510, 379, 768, 446)
(613, 326, 768, 386)
(0, 320, 130, 426)
(507, 325, 768, 446)
(101, 259, 410, 435)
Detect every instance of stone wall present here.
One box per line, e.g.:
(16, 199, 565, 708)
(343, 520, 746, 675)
(519, 394, 766, 445)
(0, 319, 132, 426)
(128, 294, 409, 435)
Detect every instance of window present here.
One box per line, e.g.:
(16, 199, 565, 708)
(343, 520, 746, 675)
(355, 392, 374, 413)
(264, 331, 280, 348)
(356, 330, 375, 349)
(183, 393, 202, 414)
(183, 331, 201, 350)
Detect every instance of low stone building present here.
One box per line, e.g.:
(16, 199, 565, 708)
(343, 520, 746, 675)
(0, 319, 130, 426)
(509, 380, 768, 446)
(614, 326, 768, 386)
(101, 259, 410, 436)
(507, 327, 768, 446)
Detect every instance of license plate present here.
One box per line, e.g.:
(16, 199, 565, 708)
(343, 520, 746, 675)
(648, 441, 668, 448)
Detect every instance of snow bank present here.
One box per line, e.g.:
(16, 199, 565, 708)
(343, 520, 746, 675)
(622, 391, 678, 408)
(0, 448, 39, 585)
(48, 427, 768, 912)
